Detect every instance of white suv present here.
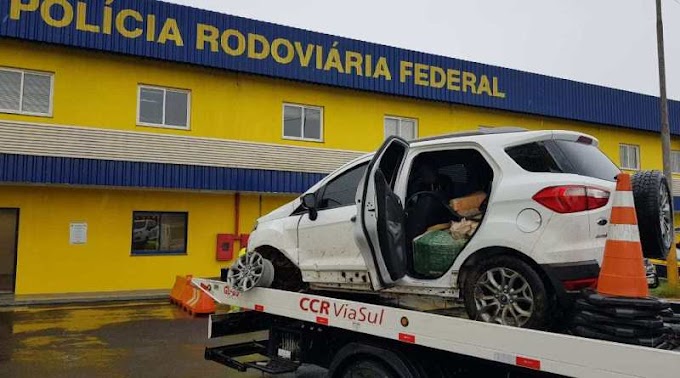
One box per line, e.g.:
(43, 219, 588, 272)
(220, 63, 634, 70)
(230, 128, 671, 329)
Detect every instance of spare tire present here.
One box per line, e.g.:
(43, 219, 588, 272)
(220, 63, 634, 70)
(632, 170, 673, 259)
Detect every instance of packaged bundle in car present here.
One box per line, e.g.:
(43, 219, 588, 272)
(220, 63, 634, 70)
(449, 191, 487, 218)
(413, 230, 468, 276)
(450, 218, 479, 239)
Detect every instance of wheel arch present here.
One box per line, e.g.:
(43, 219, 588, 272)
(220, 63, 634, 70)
(457, 246, 556, 297)
(253, 245, 306, 291)
(253, 244, 289, 260)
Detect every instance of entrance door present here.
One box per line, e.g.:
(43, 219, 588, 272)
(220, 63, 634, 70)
(0, 209, 19, 293)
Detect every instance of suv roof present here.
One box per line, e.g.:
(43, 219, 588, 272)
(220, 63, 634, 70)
(414, 126, 528, 143)
(341, 128, 598, 170)
(410, 128, 597, 149)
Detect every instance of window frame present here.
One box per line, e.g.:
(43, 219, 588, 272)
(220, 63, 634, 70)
(671, 150, 680, 174)
(317, 161, 369, 210)
(130, 211, 189, 256)
(0, 66, 54, 117)
(384, 115, 418, 141)
(619, 143, 640, 171)
(282, 102, 324, 142)
(136, 84, 191, 130)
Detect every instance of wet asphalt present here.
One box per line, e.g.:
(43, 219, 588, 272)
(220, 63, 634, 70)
(0, 301, 326, 378)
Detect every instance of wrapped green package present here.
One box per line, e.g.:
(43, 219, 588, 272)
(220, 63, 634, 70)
(413, 230, 468, 277)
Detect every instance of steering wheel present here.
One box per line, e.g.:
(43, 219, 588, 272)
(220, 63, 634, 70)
(405, 191, 462, 222)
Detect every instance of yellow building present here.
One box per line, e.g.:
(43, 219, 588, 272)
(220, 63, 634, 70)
(1, 0, 679, 296)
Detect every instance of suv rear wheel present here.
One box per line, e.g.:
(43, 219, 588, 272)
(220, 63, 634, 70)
(463, 255, 549, 329)
(632, 170, 673, 259)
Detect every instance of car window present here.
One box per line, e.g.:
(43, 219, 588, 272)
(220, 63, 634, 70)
(437, 164, 468, 184)
(379, 142, 407, 188)
(552, 140, 620, 182)
(505, 142, 564, 173)
(318, 162, 368, 210)
(506, 140, 619, 182)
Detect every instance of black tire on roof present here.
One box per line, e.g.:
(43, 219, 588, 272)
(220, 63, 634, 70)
(631, 170, 673, 259)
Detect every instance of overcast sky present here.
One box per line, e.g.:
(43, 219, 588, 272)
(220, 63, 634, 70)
(167, 0, 680, 100)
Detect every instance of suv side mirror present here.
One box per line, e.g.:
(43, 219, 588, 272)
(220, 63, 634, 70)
(302, 193, 318, 221)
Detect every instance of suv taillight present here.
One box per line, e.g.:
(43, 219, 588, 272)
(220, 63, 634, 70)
(533, 186, 610, 213)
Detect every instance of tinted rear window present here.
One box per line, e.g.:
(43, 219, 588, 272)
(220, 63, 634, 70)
(505, 142, 563, 173)
(506, 140, 619, 182)
(553, 140, 619, 181)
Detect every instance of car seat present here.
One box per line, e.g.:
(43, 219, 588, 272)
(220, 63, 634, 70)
(405, 164, 459, 274)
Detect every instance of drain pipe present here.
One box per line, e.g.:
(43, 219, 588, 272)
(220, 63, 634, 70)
(234, 192, 240, 247)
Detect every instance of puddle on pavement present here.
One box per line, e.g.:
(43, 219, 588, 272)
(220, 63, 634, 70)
(12, 301, 182, 334)
(0, 301, 193, 372)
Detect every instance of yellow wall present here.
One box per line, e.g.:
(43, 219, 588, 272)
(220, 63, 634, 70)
(0, 185, 293, 295)
(3, 38, 680, 166)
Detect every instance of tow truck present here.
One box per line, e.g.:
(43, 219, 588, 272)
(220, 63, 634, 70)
(192, 278, 679, 378)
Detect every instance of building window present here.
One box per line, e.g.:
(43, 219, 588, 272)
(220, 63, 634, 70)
(137, 85, 190, 129)
(131, 212, 188, 255)
(0, 67, 53, 116)
(619, 144, 640, 170)
(283, 103, 323, 141)
(672, 151, 680, 173)
(384, 116, 417, 141)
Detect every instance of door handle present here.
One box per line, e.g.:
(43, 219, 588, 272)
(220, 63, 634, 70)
(597, 218, 608, 226)
(350, 215, 356, 222)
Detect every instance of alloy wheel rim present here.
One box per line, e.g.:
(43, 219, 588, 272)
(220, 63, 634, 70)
(473, 267, 534, 327)
(227, 252, 266, 291)
(660, 184, 672, 251)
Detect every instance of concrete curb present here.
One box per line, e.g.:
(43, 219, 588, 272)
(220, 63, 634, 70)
(0, 289, 170, 307)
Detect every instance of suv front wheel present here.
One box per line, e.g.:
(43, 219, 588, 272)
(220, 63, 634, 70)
(463, 255, 549, 329)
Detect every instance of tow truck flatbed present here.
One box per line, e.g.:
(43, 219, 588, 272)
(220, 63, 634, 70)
(193, 278, 679, 378)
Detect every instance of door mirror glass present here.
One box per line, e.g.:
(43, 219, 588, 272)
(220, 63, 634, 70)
(302, 193, 318, 221)
(302, 193, 317, 209)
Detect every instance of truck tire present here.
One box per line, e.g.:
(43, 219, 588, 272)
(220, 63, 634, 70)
(463, 255, 549, 330)
(632, 171, 673, 259)
(339, 359, 397, 378)
(328, 343, 422, 378)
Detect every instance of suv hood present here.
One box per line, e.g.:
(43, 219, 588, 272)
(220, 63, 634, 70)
(257, 198, 301, 223)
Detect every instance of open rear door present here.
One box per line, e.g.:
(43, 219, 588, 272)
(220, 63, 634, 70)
(355, 136, 409, 289)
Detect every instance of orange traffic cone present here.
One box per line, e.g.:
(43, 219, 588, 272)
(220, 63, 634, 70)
(596, 173, 649, 298)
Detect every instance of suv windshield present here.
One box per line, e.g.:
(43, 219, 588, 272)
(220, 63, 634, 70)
(506, 139, 620, 182)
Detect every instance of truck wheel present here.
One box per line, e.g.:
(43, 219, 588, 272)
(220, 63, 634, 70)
(329, 343, 421, 378)
(632, 171, 672, 259)
(226, 251, 275, 292)
(339, 359, 397, 378)
(463, 255, 549, 329)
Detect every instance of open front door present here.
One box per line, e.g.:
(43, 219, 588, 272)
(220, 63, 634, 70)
(356, 137, 409, 289)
